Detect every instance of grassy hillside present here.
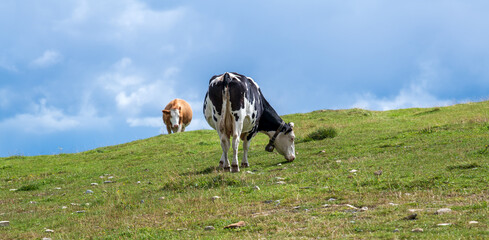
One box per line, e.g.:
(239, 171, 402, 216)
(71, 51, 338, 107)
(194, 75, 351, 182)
(1, 101, 489, 239)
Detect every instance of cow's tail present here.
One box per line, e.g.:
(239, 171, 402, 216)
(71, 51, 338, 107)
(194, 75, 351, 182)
(220, 74, 233, 138)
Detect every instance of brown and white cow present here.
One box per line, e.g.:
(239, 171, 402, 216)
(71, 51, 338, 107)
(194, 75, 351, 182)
(203, 72, 296, 172)
(162, 99, 192, 134)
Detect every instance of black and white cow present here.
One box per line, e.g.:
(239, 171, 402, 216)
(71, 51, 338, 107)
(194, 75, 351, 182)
(203, 72, 295, 172)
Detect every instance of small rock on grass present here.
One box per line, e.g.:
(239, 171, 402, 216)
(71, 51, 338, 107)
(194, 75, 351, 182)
(276, 181, 286, 184)
(411, 228, 423, 232)
(45, 229, 54, 233)
(437, 223, 451, 226)
(0, 221, 10, 227)
(42, 238, 52, 240)
(345, 204, 358, 209)
(436, 208, 452, 215)
(85, 190, 94, 194)
(91, 183, 98, 186)
(469, 221, 479, 224)
(204, 226, 215, 231)
(211, 196, 221, 201)
(224, 221, 246, 229)
(254, 186, 260, 190)
(408, 209, 423, 212)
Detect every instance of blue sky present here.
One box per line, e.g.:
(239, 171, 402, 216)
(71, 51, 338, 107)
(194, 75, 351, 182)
(1, 0, 489, 157)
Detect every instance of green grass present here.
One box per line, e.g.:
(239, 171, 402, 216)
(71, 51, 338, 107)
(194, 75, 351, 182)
(1, 101, 489, 239)
(299, 126, 337, 142)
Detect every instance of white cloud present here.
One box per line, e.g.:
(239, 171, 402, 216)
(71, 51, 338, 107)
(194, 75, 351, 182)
(351, 88, 453, 111)
(352, 60, 455, 111)
(0, 88, 12, 108)
(71, 0, 89, 22)
(186, 118, 212, 131)
(115, 81, 166, 111)
(56, 0, 187, 42)
(113, 1, 184, 32)
(100, 73, 144, 93)
(127, 117, 161, 127)
(0, 99, 110, 134)
(31, 50, 62, 68)
(92, 57, 208, 132)
(0, 59, 18, 72)
(98, 58, 147, 95)
(96, 57, 178, 118)
(114, 57, 132, 70)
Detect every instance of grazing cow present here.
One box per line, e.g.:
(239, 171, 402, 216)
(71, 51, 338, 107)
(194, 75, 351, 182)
(203, 72, 295, 172)
(162, 99, 193, 134)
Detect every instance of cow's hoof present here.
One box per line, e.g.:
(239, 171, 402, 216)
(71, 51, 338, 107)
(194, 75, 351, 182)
(219, 162, 224, 169)
(231, 165, 240, 173)
(223, 166, 231, 172)
(241, 162, 249, 168)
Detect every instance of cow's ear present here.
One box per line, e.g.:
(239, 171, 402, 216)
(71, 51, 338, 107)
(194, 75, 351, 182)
(162, 110, 170, 114)
(289, 122, 294, 129)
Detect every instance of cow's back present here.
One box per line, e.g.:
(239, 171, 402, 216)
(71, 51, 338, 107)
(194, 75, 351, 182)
(204, 72, 262, 138)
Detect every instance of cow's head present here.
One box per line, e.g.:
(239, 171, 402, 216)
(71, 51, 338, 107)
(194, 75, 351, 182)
(268, 122, 296, 162)
(162, 107, 181, 128)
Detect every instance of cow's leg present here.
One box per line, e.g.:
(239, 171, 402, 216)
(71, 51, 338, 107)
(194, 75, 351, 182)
(166, 125, 172, 134)
(241, 138, 251, 168)
(219, 132, 231, 171)
(231, 135, 240, 172)
(231, 120, 244, 173)
(177, 124, 183, 132)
